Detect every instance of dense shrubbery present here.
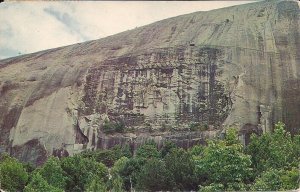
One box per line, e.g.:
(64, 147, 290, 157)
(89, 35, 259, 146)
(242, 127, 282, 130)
(0, 154, 28, 191)
(195, 128, 253, 191)
(189, 122, 209, 131)
(136, 158, 175, 191)
(0, 122, 299, 191)
(80, 145, 132, 167)
(24, 157, 67, 191)
(102, 119, 125, 134)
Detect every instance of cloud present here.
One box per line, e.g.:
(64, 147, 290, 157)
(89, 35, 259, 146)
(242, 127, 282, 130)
(0, 2, 85, 59)
(0, 47, 20, 59)
(43, 6, 89, 41)
(0, 1, 255, 60)
(0, 21, 13, 38)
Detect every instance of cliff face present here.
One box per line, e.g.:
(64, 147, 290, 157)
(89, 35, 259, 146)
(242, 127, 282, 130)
(0, 0, 299, 164)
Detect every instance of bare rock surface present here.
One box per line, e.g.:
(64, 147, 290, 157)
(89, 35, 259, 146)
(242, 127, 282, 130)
(0, 0, 299, 164)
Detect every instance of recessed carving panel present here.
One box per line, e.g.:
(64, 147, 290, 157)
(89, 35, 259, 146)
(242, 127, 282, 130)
(81, 47, 231, 129)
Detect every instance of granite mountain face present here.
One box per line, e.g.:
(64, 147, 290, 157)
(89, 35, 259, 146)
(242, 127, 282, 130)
(0, 0, 299, 164)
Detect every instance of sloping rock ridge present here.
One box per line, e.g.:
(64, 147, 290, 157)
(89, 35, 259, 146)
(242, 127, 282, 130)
(0, 0, 299, 164)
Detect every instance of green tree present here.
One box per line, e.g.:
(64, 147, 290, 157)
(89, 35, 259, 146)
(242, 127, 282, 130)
(250, 167, 300, 191)
(189, 145, 205, 156)
(195, 128, 252, 189)
(108, 156, 129, 191)
(22, 162, 35, 174)
(103, 120, 125, 134)
(226, 182, 248, 191)
(198, 183, 224, 192)
(85, 178, 107, 192)
(160, 140, 177, 157)
(111, 156, 130, 177)
(136, 141, 160, 159)
(118, 158, 145, 191)
(61, 155, 108, 192)
(246, 122, 299, 173)
(38, 157, 67, 190)
(110, 175, 124, 192)
(224, 127, 241, 145)
(111, 144, 132, 159)
(280, 167, 300, 190)
(80, 149, 116, 167)
(0, 154, 28, 192)
(136, 159, 175, 191)
(251, 169, 282, 191)
(24, 172, 62, 192)
(164, 148, 197, 190)
(80, 145, 131, 167)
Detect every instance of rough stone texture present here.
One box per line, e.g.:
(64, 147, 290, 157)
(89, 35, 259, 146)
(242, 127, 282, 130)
(0, 0, 299, 164)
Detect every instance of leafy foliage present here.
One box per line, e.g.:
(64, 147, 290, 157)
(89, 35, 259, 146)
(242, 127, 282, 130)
(118, 157, 145, 191)
(136, 159, 175, 191)
(251, 168, 282, 191)
(80, 149, 118, 167)
(80, 144, 132, 167)
(24, 172, 63, 192)
(136, 141, 160, 159)
(103, 119, 125, 133)
(195, 128, 253, 187)
(37, 157, 67, 190)
(111, 144, 132, 159)
(246, 122, 300, 173)
(160, 140, 177, 157)
(111, 156, 130, 178)
(60, 154, 108, 192)
(164, 148, 197, 190)
(189, 122, 209, 131)
(199, 183, 224, 192)
(250, 167, 300, 191)
(1, 122, 299, 192)
(0, 153, 28, 192)
(109, 175, 124, 192)
(280, 167, 300, 190)
(85, 178, 107, 192)
(189, 144, 204, 156)
(108, 156, 129, 191)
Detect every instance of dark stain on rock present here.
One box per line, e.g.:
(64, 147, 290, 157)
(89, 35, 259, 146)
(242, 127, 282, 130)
(10, 139, 47, 166)
(0, 106, 22, 148)
(0, 81, 19, 95)
(52, 148, 69, 158)
(239, 123, 263, 145)
(95, 131, 208, 153)
(91, 132, 96, 146)
(282, 79, 300, 135)
(80, 46, 231, 130)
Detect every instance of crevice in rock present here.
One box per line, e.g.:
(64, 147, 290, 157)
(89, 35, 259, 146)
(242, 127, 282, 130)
(74, 120, 89, 144)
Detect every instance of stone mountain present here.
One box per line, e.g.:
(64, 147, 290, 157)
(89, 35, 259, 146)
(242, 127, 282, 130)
(0, 0, 299, 165)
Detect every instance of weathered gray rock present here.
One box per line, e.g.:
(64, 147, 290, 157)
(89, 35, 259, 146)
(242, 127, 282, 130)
(0, 0, 299, 164)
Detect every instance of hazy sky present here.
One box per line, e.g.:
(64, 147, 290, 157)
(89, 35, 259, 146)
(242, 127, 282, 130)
(0, 1, 256, 60)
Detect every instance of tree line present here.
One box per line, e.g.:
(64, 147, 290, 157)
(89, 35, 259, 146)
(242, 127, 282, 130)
(0, 122, 299, 191)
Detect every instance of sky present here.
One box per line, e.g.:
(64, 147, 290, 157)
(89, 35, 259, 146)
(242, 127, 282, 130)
(0, 1, 257, 60)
